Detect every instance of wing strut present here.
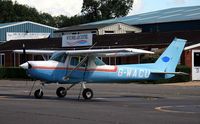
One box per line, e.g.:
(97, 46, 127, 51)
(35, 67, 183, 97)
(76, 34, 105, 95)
(63, 42, 97, 81)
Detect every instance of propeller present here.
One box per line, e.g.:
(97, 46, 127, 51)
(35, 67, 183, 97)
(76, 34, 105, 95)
(20, 44, 32, 69)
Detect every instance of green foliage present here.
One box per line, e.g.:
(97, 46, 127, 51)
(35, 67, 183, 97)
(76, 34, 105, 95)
(139, 65, 191, 84)
(0, 0, 53, 26)
(0, 67, 29, 79)
(82, 0, 101, 22)
(141, 48, 164, 63)
(100, 0, 133, 19)
(0, 0, 134, 27)
(82, 0, 133, 21)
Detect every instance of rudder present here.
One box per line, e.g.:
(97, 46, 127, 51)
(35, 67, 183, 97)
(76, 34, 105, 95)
(154, 38, 187, 75)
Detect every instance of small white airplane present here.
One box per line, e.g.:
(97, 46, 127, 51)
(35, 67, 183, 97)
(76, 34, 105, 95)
(15, 38, 187, 100)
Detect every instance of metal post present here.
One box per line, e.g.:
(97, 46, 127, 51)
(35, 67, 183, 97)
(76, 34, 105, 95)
(22, 44, 26, 63)
(13, 52, 16, 67)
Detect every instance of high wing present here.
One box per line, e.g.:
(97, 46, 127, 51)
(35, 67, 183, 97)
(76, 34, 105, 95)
(66, 48, 154, 57)
(14, 48, 154, 57)
(13, 50, 59, 55)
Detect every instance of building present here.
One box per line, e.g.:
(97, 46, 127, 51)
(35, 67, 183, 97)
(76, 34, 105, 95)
(0, 21, 58, 43)
(82, 5, 200, 80)
(0, 38, 61, 67)
(87, 6, 200, 33)
(0, 21, 58, 66)
(54, 23, 141, 37)
(184, 43, 200, 80)
(0, 30, 199, 66)
(0, 6, 200, 80)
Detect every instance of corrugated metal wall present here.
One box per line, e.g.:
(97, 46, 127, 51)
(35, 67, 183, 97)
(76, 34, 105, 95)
(0, 22, 57, 42)
(136, 20, 200, 32)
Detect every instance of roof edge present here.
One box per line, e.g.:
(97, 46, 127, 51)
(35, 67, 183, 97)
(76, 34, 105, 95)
(184, 43, 200, 50)
(0, 21, 58, 30)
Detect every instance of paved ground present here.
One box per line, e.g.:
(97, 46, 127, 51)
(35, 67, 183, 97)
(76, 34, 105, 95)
(0, 80, 199, 124)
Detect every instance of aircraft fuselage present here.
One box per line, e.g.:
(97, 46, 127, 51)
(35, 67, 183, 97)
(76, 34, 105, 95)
(24, 60, 163, 84)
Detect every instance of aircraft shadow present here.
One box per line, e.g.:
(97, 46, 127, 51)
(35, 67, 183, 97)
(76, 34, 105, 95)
(0, 93, 108, 102)
(0, 93, 164, 102)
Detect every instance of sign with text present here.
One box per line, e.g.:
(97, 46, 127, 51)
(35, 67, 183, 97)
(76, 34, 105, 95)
(62, 34, 92, 47)
(6, 32, 50, 41)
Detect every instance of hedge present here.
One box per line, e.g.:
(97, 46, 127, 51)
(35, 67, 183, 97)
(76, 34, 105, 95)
(138, 65, 191, 84)
(0, 67, 29, 79)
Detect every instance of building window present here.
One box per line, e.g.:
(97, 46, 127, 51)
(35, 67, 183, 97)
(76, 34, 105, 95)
(151, 48, 159, 52)
(0, 53, 5, 67)
(194, 52, 200, 66)
(104, 31, 114, 34)
(72, 32, 79, 34)
(91, 31, 96, 34)
(70, 56, 86, 67)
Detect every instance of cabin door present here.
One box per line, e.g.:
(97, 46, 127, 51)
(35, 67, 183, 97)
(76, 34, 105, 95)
(68, 56, 87, 82)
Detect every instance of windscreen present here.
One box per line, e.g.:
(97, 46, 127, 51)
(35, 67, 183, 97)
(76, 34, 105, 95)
(95, 57, 105, 66)
(49, 52, 67, 63)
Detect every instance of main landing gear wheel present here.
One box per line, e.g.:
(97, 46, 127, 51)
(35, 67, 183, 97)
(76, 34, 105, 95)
(56, 87, 67, 98)
(34, 89, 43, 99)
(82, 88, 93, 100)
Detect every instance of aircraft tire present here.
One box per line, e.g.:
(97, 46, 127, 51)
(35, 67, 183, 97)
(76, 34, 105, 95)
(56, 87, 67, 97)
(82, 88, 93, 100)
(34, 89, 43, 99)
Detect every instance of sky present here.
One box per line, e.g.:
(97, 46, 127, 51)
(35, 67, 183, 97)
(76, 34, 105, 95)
(12, 0, 200, 17)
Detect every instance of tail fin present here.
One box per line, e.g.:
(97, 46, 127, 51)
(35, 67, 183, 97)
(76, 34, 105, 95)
(154, 38, 186, 77)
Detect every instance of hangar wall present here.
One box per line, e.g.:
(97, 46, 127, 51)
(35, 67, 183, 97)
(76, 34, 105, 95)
(0, 21, 57, 43)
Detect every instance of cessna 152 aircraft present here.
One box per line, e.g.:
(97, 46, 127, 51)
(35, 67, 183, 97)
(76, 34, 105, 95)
(15, 38, 186, 100)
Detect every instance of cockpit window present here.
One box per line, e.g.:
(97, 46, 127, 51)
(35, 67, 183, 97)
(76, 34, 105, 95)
(70, 57, 79, 66)
(95, 57, 105, 66)
(70, 56, 86, 67)
(49, 52, 67, 63)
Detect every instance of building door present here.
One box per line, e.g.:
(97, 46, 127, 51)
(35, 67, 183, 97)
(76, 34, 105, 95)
(0, 53, 5, 67)
(192, 50, 200, 80)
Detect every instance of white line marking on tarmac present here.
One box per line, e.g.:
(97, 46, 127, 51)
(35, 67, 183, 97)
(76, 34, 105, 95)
(155, 105, 200, 114)
(94, 97, 107, 100)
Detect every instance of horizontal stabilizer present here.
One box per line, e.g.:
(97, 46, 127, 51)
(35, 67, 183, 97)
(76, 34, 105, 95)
(151, 71, 188, 75)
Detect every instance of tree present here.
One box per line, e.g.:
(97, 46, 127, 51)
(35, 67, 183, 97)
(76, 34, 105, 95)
(0, 0, 15, 23)
(40, 13, 56, 27)
(81, 0, 101, 22)
(81, 0, 134, 21)
(0, 0, 134, 28)
(100, 0, 133, 19)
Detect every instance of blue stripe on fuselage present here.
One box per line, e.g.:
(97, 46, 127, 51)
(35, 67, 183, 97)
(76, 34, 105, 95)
(27, 64, 164, 84)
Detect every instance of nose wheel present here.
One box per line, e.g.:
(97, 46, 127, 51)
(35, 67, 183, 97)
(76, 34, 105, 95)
(34, 83, 44, 99)
(34, 89, 43, 99)
(82, 88, 93, 100)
